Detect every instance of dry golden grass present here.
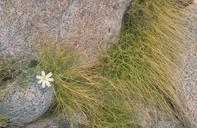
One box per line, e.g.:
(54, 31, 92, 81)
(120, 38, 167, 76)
(36, 1, 186, 127)
(99, 0, 186, 124)
(35, 42, 139, 127)
(26, 0, 187, 127)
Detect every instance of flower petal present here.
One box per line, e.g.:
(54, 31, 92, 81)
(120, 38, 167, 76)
(46, 81, 51, 87)
(46, 72, 53, 78)
(36, 75, 43, 80)
(38, 80, 43, 84)
(41, 81, 46, 88)
(41, 71, 45, 77)
(48, 78, 54, 82)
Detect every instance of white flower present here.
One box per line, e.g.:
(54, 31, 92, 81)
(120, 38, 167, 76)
(36, 71, 54, 88)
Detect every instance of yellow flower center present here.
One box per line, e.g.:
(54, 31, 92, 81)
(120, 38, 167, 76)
(43, 76, 47, 81)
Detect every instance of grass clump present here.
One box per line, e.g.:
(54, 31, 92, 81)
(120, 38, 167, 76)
(37, 43, 102, 121)
(36, 42, 140, 127)
(36, 0, 186, 127)
(100, 0, 185, 124)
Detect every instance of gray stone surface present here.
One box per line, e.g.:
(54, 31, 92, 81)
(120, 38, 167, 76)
(0, 80, 53, 124)
(0, 0, 131, 60)
(26, 114, 88, 128)
(136, 103, 187, 128)
(26, 115, 70, 128)
(60, 0, 131, 58)
(179, 3, 197, 128)
(0, 0, 70, 60)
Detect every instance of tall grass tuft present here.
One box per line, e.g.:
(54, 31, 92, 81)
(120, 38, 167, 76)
(37, 0, 186, 127)
(36, 42, 141, 127)
(37, 1, 186, 127)
(99, 0, 186, 124)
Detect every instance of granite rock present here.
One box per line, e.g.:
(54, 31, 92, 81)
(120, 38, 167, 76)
(0, 80, 53, 124)
(0, 0, 131, 60)
(179, 3, 197, 128)
(136, 103, 189, 128)
(60, 0, 131, 58)
(0, 0, 71, 60)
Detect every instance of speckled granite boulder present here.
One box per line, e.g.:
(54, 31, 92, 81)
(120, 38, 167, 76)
(179, 4, 197, 128)
(0, 0, 70, 60)
(0, 80, 53, 124)
(60, 0, 131, 58)
(0, 0, 131, 60)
